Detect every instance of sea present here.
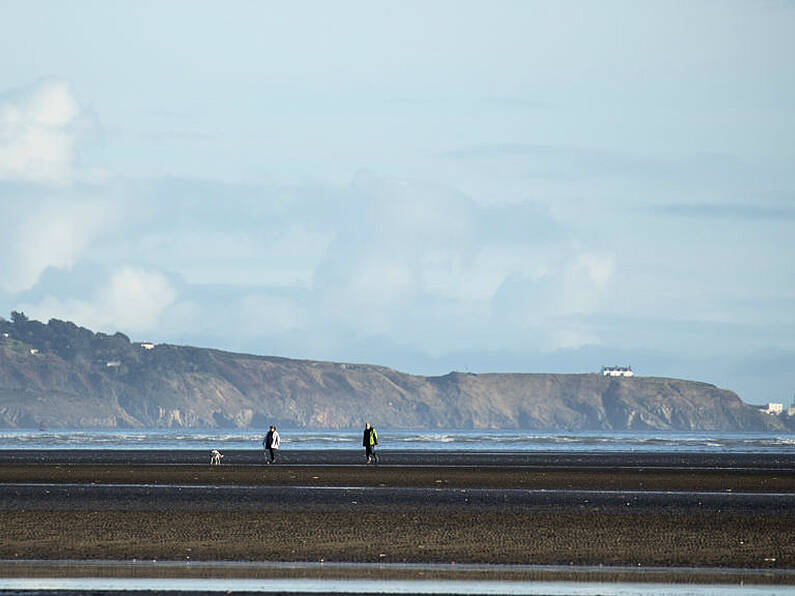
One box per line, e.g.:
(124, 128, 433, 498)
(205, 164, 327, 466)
(1, 428, 793, 453)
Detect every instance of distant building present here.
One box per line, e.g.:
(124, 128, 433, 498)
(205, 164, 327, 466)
(29, 348, 39, 355)
(105, 360, 121, 368)
(601, 366, 634, 377)
(139, 342, 155, 350)
(1, 332, 9, 339)
(759, 403, 783, 415)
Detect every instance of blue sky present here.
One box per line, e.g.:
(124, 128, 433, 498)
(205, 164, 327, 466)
(1, 1, 793, 404)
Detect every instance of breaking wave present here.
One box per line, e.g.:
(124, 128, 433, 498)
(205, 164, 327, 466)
(0, 429, 793, 453)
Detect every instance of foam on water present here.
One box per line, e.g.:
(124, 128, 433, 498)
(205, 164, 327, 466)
(0, 429, 793, 452)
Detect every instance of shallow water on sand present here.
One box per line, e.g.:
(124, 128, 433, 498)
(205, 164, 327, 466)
(0, 577, 793, 594)
(1, 560, 793, 594)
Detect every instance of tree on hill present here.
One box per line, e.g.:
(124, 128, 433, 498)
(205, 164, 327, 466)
(2, 313, 137, 366)
(10, 311, 28, 326)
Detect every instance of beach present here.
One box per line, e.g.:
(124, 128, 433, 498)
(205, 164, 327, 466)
(0, 450, 793, 587)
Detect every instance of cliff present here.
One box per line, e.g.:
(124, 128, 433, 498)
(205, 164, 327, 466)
(0, 315, 790, 431)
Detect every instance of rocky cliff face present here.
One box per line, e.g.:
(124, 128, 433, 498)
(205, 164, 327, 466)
(0, 317, 790, 430)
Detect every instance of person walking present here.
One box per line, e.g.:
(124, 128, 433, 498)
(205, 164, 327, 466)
(363, 422, 378, 464)
(263, 425, 280, 464)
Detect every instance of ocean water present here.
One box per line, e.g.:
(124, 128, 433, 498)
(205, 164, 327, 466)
(0, 428, 793, 453)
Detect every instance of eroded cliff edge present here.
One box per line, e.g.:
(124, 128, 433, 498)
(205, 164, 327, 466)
(0, 316, 789, 430)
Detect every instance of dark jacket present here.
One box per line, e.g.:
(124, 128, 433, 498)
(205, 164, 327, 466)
(363, 427, 378, 447)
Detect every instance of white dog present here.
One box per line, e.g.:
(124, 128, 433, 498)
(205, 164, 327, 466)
(210, 449, 224, 465)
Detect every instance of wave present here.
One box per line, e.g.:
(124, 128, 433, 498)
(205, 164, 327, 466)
(0, 429, 793, 452)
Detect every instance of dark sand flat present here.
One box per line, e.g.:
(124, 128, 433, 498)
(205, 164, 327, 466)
(2, 464, 795, 493)
(2, 508, 793, 568)
(0, 451, 793, 585)
(4, 448, 795, 469)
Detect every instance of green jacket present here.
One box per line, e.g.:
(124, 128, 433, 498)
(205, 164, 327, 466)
(363, 427, 378, 447)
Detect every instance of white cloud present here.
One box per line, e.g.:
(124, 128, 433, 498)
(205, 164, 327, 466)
(575, 253, 615, 289)
(308, 173, 618, 348)
(487, 250, 617, 351)
(140, 227, 330, 288)
(465, 246, 551, 302)
(2, 170, 618, 359)
(546, 325, 601, 351)
(0, 197, 118, 293)
(0, 80, 80, 184)
(21, 267, 177, 334)
(353, 172, 473, 246)
(236, 294, 307, 336)
(100, 268, 177, 330)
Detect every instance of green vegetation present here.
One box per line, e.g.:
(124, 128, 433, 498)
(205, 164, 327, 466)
(2, 312, 135, 367)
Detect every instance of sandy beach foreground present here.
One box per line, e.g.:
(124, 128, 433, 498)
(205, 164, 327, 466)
(0, 450, 793, 586)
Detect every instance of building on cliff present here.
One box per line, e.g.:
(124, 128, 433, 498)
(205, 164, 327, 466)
(601, 365, 634, 377)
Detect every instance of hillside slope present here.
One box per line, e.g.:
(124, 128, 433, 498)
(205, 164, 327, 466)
(0, 316, 789, 430)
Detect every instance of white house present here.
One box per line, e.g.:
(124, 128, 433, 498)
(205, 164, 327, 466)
(759, 403, 783, 415)
(106, 360, 121, 368)
(601, 366, 634, 377)
(139, 342, 155, 350)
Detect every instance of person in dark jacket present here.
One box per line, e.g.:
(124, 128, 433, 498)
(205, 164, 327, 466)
(363, 422, 378, 464)
(263, 425, 280, 464)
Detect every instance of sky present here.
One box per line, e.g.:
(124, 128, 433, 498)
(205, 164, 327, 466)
(1, 1, 793, 405)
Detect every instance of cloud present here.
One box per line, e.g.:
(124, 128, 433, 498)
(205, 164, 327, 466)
(0, 79, 81, 184)
(0, 194, 119, 293)
(236, 293, 307, 336)
(0, 81, 119, 295)
(138, 226, 330, 289)
(488, 251, 615, 351)
(303, 173, 610, 349)
(575, 253, 615, 289)
(21, 267, 177, 334)
(0, 171, 622, 365)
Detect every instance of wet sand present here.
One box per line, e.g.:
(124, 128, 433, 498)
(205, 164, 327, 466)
(0, 450, 793, 585)
(4, 448, 795, 469)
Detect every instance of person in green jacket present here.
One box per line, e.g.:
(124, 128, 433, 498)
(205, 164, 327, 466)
(363, 422, 378, 464)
